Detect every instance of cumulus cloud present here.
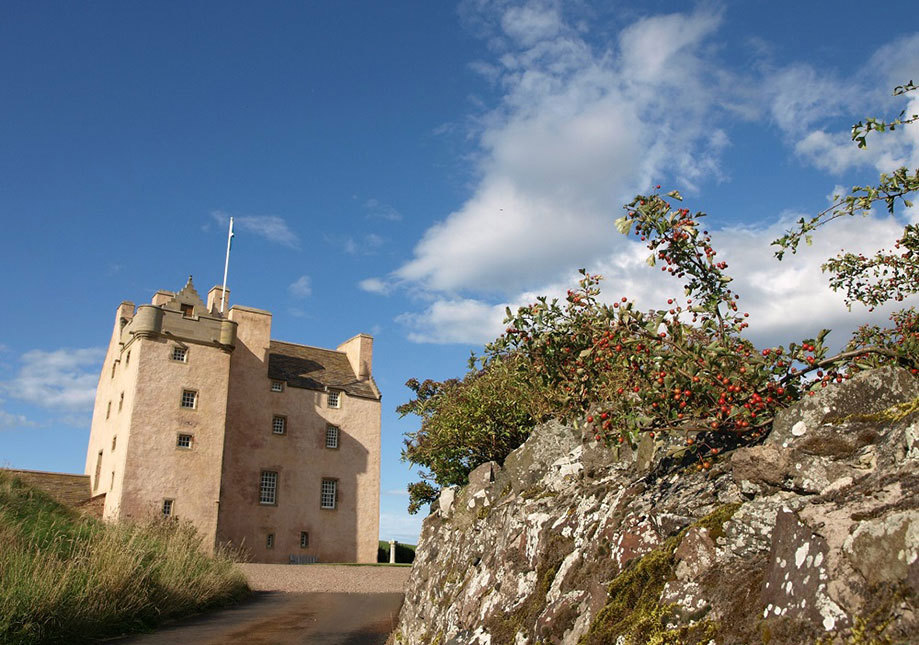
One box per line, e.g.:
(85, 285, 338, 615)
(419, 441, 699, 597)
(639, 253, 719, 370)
(211, 211, 300, 249)
(393, 6, 727, 295)
(3, 348, 105, 411)
(359, 277, 393, 295)
(288, 275, 312, 298)
(385, 2, 919, 347)
(398, 210, 917, 349)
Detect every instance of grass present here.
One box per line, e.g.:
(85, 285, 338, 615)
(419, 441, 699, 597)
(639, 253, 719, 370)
(0, 471, 249, 645)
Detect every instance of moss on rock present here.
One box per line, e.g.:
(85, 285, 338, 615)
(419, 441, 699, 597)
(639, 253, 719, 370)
(579, 504, 741, 645)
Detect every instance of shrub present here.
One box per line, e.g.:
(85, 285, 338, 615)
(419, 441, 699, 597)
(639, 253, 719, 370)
(399, 354, 543, 513)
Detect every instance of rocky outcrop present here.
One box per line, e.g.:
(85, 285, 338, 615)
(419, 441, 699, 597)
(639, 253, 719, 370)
(393, 368, 919, 644)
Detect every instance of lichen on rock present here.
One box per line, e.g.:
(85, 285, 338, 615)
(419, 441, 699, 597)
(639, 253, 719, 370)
(393, 368, 919, 644)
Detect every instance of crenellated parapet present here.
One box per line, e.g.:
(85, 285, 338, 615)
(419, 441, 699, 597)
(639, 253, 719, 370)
(119, 276, 236, 351)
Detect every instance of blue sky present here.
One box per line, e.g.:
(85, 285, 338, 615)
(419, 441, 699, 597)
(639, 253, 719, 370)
(1, 1, 918, 543)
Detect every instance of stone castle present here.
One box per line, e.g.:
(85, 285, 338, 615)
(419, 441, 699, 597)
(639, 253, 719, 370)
(83, 276, 381, 563)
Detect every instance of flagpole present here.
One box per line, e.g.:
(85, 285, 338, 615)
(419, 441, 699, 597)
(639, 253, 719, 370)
(220, 217, 234, 314)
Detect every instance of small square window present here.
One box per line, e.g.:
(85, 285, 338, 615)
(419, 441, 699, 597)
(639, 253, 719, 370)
(320, 479, 337, 510)
(181, 390, 197, 409)
(180, 303, 194, 317)
(172, 347, 187, 362)
(300, 531, 309, 548)
(266, 533, 275, 549)
(325, 425, 340, 449)
(327, 391, 340, 408)
(177, 434, 193, 449)
(260, 471, 278, 505)
(272, 416, 287, 435)
(162, 499, 174, 517)
(271, 380, 284, 392)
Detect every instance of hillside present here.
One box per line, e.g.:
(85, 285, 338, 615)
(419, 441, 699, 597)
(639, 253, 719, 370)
(0, 471, 249, 645)
(393, 367, 919, 644)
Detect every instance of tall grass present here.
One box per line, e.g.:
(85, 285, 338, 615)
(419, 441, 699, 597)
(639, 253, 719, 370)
(0, 472, 249, 644)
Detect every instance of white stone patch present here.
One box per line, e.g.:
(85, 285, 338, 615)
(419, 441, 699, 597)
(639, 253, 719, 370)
(471, 626, 492, 644)
(813, 552, 823, 567)
(791, 421, 808, 437)
(815, 589, 846, 633)
(517, 570, 537, 599)
(546, 550, 580, 604)
(795, 542, 810, 568)
(820, 476, 853, 496)
(525, 513, 552, 561)
(514, 631, 528, 645)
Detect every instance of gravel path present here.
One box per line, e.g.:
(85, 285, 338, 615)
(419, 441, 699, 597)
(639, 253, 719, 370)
(237, 563, 412, 593)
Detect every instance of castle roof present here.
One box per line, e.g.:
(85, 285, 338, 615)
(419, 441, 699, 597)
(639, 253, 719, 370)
(267, 340, 379, 400)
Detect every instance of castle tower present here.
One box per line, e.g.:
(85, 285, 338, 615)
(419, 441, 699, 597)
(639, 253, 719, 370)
(85, 277, 237, 548)
(85, 277, 382, 562)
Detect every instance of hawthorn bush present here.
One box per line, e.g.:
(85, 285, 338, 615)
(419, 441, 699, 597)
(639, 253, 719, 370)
(400, 83, 919, 511)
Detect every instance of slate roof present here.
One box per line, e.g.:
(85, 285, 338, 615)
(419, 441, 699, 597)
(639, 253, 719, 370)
(267, 340, 380, 400)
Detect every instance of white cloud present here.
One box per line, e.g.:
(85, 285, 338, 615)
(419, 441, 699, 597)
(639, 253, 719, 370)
(397, 298, 508, 344)
(326, 233, 385, 256)
(364, 198, 403, 221)
(0, 407, 36, 429)
(288, 275, 312, 298)
(359, 277, 393, 295)
(393, 6, 729, 295)
(3, 348, 105, 411)
(396, 210, 917, 349)
(379, 511, 425, 544)
(389, 3, 919, 348)
(211, 211, 300, 249)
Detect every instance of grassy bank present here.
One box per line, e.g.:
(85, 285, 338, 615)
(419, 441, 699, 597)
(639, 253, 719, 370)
(0, 471, 249, 644)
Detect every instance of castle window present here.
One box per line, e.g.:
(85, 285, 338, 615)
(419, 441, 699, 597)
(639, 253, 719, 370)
(119, 392, 124, 412)
(112, 436, 117, 451)
(106, 401, 111, 419)
(320, 479, 337, 510)
(111, 362, 116, 379)
(271, 380, 284, 392)
(259, 471, 278, 505)
(300, 531, 309, 548)
(125, 351, 130, 366)
(327, 391, 340, 408)
(266, 533, 274, 549)
(325, 425, 339, 449)
(181, 390, 197, 409)
(162, 499, 174, 517)
(94, 451, 102, 491)
(176, 434, 193, 449)
(172, 347, 187, 362)
(272, 416, 287, 435)
(181, 303, 194, 317)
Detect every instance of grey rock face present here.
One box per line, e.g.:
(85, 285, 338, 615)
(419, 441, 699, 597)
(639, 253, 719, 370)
(393, 368, 919, 645)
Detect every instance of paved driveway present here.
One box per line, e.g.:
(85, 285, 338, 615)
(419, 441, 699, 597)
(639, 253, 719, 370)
(114, 565, 411, 645)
